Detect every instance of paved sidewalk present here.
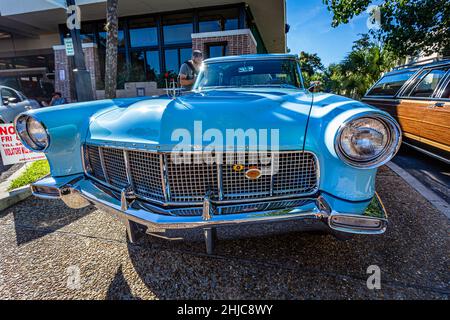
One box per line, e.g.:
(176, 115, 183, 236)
(0, 166, 448, 299)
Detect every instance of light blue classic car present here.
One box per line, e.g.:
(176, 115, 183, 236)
(15, 54, 401, 254)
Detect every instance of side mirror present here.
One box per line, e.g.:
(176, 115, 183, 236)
(3, 97, 17, 105)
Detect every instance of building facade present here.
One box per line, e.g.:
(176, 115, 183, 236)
(0, 0, 287, 102)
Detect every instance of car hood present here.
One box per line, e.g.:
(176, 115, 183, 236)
(87, 89, 352, 150)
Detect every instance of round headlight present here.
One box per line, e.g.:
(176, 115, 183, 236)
(15, 115, 49, 151)
(335, 115, 401, 168)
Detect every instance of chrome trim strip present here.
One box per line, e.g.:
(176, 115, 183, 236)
(123, 150, 134, 189)
(217, 163, 224, 200)
(269, 153, 275, 196)
(98, 147, 110, 184)
(81, 144, 87, 173)
(159, 153, 169, 202)
(85, 142, 310, 154)
(402, 142, 450, 164)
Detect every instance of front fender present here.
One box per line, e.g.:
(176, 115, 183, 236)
(18, 97, 147, 177)
(304, 96, 396, 201)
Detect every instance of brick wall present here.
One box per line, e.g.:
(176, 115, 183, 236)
(192, 29, 257, 58)
(53, 43, 99, 102)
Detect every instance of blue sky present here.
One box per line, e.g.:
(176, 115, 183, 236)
(286, 0, 371, 66)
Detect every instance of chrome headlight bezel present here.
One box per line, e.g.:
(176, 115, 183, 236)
(14, 114, 50, 152)
(335, 113, 401, 169)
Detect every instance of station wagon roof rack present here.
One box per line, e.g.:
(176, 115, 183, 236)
(392, 57, 450, 71)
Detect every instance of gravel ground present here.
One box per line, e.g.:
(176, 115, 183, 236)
(0, 166, 448, 300)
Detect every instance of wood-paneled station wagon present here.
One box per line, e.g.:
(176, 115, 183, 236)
(362, 58, 450, 164)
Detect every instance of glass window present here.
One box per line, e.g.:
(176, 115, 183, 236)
(164, 49, 179, 74)
(80, 23, 95, 43)
(1, 87, 21, 104)
(207, 44, 227, 58)
(195, 59, 302, 90)
(145, 51, 160, 81)
(116, 52, 128, 89)
(129, 17, 158, 47)
(199, 20, 221, 33)
(163, 13, 193, 44)
(180, 48, 192, 65)
(441, 80, 450, 99)
(199, 8, 240, 32)
(408, 67, 449, 98)
(225, 18, 238, 30)
(98, 22, 125, 48)
(366, 71, 415, 96)
(129, 51, 147, 82)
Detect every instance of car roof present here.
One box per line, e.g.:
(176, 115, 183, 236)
(386, 58, 450, 76)
(204, 54, 298, 63)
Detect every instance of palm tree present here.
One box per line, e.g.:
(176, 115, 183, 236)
(104, 0, 118, 99)
(325, 35, 398, 99)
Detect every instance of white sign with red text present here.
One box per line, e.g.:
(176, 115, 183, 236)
(0, 124, 46, 165)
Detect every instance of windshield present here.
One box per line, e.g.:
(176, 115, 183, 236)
(194, 59, 304, 90)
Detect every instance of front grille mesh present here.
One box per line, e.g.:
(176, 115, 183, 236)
(102, 147, 128, 189)
(166, 153, 219, 202)
(84, 145, 319, 205)
(128, 151, 165, 202)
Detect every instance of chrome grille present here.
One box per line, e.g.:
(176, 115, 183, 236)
(128, 151, 165, 202)
(168, 199, 311, 216)
(166, 153, 219, 202)
(86, 145, 105, 182)
(273, 152, 318, 195)
(102, 148, 128, 189)
(222, 152, 272, 199)
(84, 145, 319, 205)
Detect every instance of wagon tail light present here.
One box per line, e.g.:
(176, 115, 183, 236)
(15, 114, 50, 152)
(335, 114, 401, 168)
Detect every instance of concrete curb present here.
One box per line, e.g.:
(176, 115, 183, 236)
(386, 161, 450, 220)
(0, 185, 32, 211)
(0, 163, 33, 212)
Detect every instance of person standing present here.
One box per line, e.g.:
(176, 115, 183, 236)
(178, 50, 203, 91)
(49, 92, 67, 106)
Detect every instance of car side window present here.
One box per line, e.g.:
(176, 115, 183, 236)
(366, 71, 415, 96)
(1, 88, 21, 104)
(407, 67, 449, 98)
(441, 79, 450, 99)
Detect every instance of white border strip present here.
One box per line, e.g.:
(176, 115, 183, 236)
(386, 161, 450, 219)
(191, 29, 257, 47)
(53, 43, 98, 50)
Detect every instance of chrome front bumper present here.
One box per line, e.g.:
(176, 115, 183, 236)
(31, 174, 388, 236)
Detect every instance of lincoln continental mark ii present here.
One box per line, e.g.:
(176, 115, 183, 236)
(15, 54, 402, 254)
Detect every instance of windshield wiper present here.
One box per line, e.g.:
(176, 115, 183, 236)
(239, 84, 299, 89)
(197, 84, 300, 91)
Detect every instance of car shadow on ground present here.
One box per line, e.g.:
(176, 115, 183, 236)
(120, 223, 378, 299)
(4, 197, 95, 245)
(106, 169, 450, 299)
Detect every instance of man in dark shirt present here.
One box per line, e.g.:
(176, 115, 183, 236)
(178, 50, 203, 91)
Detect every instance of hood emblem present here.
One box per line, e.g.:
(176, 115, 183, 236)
(245, 167, 262, 180)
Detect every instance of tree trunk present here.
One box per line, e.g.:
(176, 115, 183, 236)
(104, 0, 118, 99)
